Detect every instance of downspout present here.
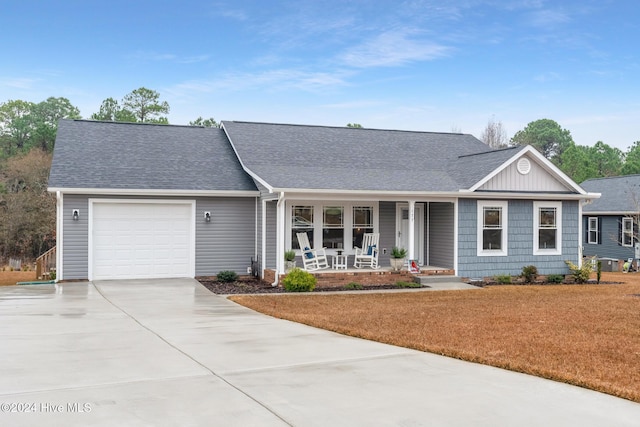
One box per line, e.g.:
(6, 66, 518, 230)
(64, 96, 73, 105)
(272, 192, 285, 287)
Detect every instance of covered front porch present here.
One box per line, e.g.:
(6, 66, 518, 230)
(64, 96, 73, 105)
(260, 196, 458, 285)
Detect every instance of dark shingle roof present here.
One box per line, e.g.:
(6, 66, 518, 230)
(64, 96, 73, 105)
(49, 120, 257, 192)
(222, 121, 493, 192)
(581, 175, 640, 213)
(451, 146, 524, 189)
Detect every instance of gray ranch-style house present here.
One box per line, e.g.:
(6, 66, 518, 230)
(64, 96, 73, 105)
(49, 119, 600, 283)
(581, 175, 640, 263)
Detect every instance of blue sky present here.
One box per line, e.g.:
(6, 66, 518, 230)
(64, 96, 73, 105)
(2, 0, 638, 150)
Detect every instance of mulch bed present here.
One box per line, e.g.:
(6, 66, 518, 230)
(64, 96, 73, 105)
(198, 277, 413, 294)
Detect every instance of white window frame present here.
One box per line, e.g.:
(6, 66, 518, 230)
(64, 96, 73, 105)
(588, 217, 599, 244)
(622, 217, 634, 247)
(287, 201, 379, 254)
(477, 200, 508, 257)
(533, 201, 562, 255)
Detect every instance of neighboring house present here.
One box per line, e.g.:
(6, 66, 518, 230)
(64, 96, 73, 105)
(49, 119, 599, 282)
(581, 175, 640, 261)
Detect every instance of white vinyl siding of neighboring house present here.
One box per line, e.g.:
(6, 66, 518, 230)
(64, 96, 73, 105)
(534, 201, 562, 255)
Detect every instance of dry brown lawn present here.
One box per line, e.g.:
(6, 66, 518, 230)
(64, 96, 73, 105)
(0, 270, 36, 286)
(231, 272, 640, 403)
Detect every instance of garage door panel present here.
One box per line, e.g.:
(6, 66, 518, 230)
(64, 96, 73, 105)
(91, 202, 194, 280)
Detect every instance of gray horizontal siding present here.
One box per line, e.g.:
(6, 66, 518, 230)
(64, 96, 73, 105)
(429, 202, 454, 269)
(61, 194, 90, 280)
(458, 199, 580, 278)
(265, 200, 277, 269)
(378, 201, 396, 266)
(195, 197, 256, 276)
(583, 215, 634, 260)
(60, 194, 257, 280)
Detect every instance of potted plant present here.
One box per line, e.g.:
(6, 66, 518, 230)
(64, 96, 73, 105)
(284, 250, 296, 271)
(390, 247, 407, 271)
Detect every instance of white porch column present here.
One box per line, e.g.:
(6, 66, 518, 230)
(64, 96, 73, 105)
(408, 200, 416, 261)
(276, 195, 286, 275)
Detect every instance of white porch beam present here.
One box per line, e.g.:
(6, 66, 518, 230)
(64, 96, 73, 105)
(276, 195, 286, 276)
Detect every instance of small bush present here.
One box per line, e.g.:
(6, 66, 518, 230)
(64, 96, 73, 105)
(217, 270, 238, 283)
(395, 280, 422, 288)
(596, 260, 602, 284)
(344, 282, 363, 290)
(546, 274, 564, 284)
(284, 250, 296, 262)
(49, 270, 56, 281)
(565, 260, 593, 284)
(494, 275, 512, 284)
(520, 265, 538, 283)
(282, 268, 316, 292)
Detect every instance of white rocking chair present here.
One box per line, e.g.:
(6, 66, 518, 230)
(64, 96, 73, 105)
(296, 232, 329, 271)
(353, 233, 380, 269)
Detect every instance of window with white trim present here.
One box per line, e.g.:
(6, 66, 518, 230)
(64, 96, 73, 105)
(353, 206, 374, 248)
(288, 202, 378, 253)
(323, 206, 344, 249)
(622, 217, 634, 247)
(588, 217, 599, 244)
(477, 201, 508, 256)
(291, 206, 314, 249)
(533, 201, 562, 255)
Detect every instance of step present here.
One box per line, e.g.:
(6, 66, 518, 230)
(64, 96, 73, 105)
(414, 275, 464, 284)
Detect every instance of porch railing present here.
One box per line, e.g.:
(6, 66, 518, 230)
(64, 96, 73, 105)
(36, 246, 56, 280)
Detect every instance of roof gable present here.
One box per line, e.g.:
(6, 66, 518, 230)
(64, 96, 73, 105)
(460, 146, 586, 194)
(49, 120, 257, 193)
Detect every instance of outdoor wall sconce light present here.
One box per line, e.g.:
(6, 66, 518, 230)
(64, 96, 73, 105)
(72, 209, 80, 221)
(204, 211, 211, 222)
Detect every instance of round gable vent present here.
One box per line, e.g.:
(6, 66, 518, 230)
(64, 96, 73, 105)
(517, 158, 531, 175)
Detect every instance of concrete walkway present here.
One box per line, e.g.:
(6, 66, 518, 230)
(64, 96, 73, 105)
(0, 279, 638, 426)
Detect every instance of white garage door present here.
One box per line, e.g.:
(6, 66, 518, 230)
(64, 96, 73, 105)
(91, 201, 194, 280)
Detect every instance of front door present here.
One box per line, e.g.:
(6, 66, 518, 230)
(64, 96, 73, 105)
(397, 204, 424, 265)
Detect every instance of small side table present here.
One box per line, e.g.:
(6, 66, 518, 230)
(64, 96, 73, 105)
(332, 254, 347, 270)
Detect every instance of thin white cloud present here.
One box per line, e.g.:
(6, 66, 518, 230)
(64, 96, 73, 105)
(166, 68, 353, 100)
(534, 71, 561, 82)
(528, 8, 570, 28)
(321, 100, 385, 109)
(0, 77, 40, 89)
(340, 29, 450, 68)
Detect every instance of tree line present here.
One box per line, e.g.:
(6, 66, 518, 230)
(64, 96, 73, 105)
(481, 117, 640, 183)
(0, 86, 638, 261)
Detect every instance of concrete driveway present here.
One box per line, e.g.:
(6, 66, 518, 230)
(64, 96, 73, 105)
(1, 279, 639, 426)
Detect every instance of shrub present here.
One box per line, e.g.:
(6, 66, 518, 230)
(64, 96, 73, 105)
(546, 274, 564, 284)
(494, 275, 512, 284)
(282, 268, 316, 292)
(565, 259, 593, 284)
(284, 250, 296, 262)
(344, 282, 363, 290)
(217, 270, 238, 283)
(395, 280, 422, 288)
(391, 247, 408, 259)
(520, 265, 538, 283)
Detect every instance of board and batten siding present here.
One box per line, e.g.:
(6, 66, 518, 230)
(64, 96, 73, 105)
(60, 194, 257, 280)
(479, 155, 570, 193)
(457, 199, 580, 279)
(582, 215, 633, 260)
(428, 202, 454, 269)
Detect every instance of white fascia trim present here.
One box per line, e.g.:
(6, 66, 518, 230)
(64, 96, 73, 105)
(278, 189, 598, 202)
(467, 146, 588, 195)
(221, 123, 275, 193)
(583, 211, 637, 215)
(48, 187, 259, 197)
